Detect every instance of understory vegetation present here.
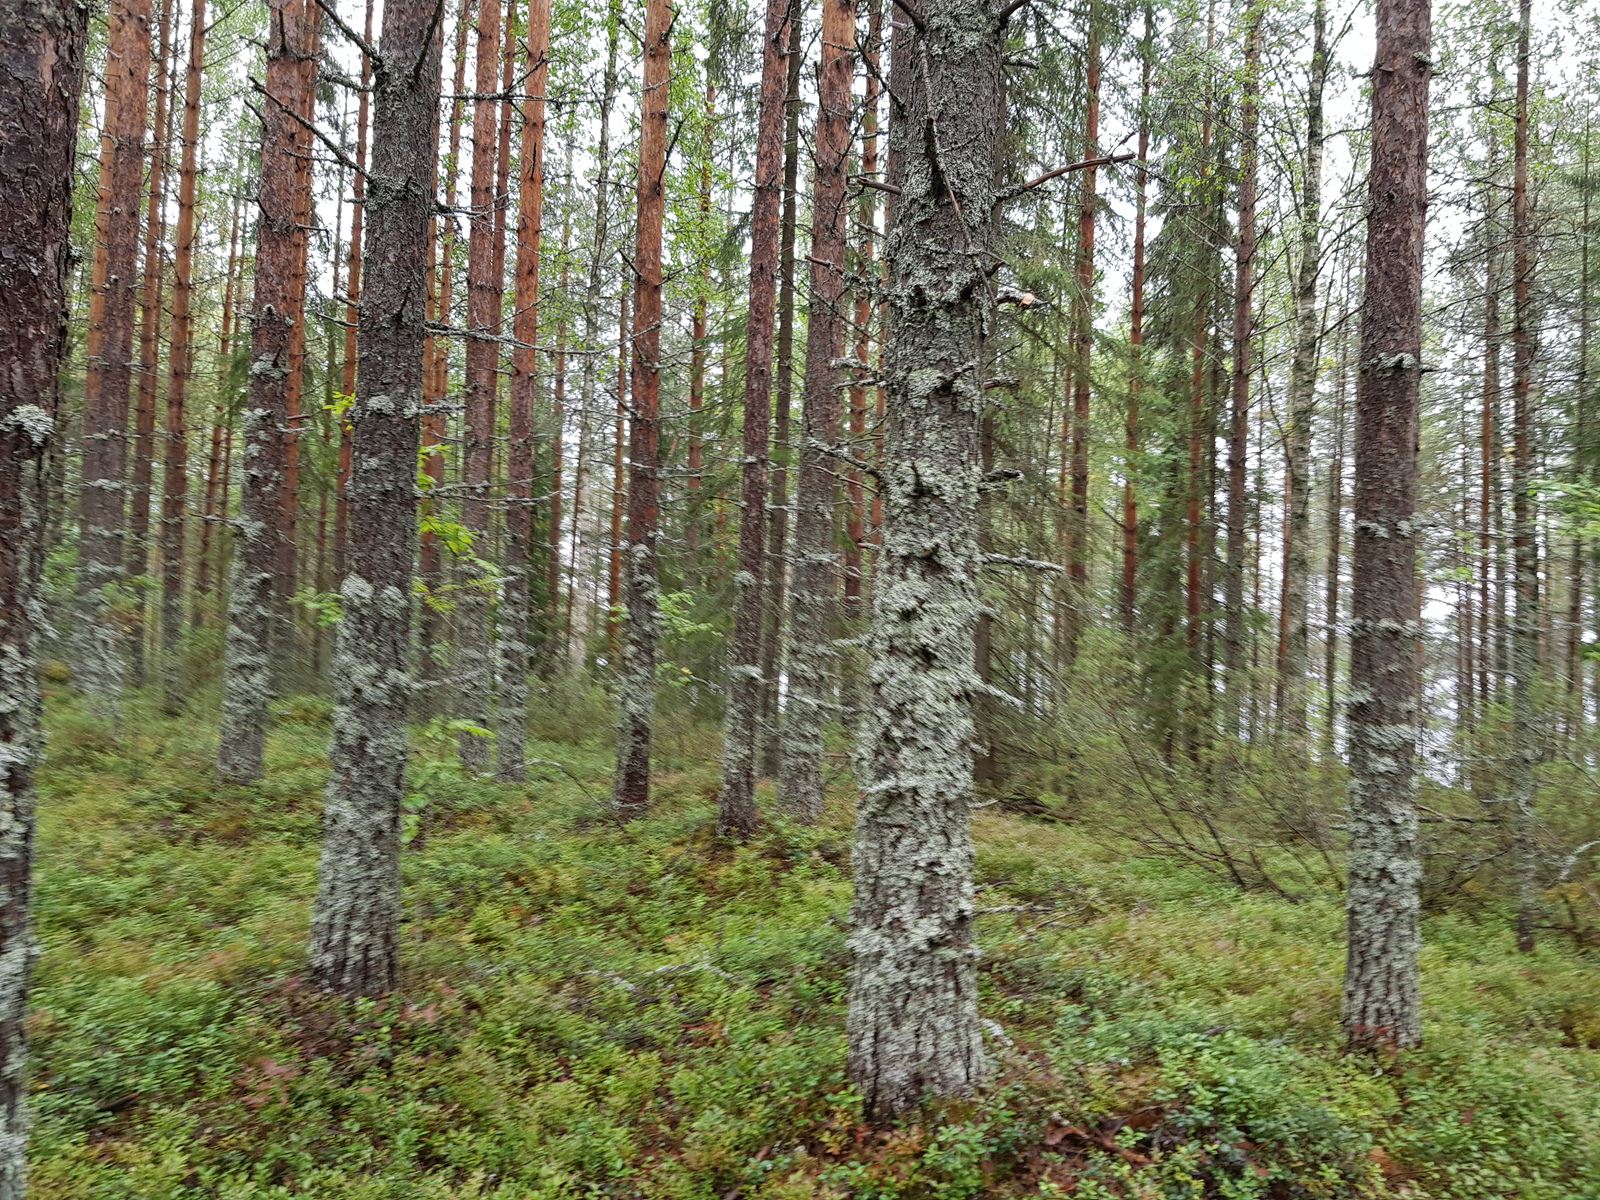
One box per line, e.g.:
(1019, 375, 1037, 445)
(30, 682, 1600, 1200)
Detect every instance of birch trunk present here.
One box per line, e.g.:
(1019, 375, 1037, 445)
(309, 0, 442, 997)
(846, 0, 1002, 1120)
(1281, 0, 1327, 747)
(0, 0, 86, 1184)
(1342, 0, 1431, 1052)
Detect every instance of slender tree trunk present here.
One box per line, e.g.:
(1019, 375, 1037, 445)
(612, 0, 672, 815)
(718, 0, 793, 837)
(1342, 0, 1431, 1052)
(497, 0, 549, 780)
(218, 0, 306, 782)
(159, 0, 206, 712)
(846, 0, 1001, 1121)
(1122, 9, 1151, 633)
(779, 0, 855, 820)
(130, 0, 175, 684)
(1509, 0, 1538, 953)
(549, 204, 571, 661)
(1480, 176, 1500, 713)
(1065, 10, 1099, 647)
(76, 0, 153, 712)
(0, 1, 87, 1185)
(1572, 123, 1593, 731)
(195, 193, 240, 619)
(1224, 6, 1260, 733)
(1184, 3, 1215, 664)
(759, 3, 805, 778)
(309, 0, 443, 997)
(685, 86, 713, 581)
(1281, 0, 1326, 747)
(608, 293, 626, 654)
(1322, 311, 1348, 756)
(335, 0, 375, 586)
(456, 0, 503, 771)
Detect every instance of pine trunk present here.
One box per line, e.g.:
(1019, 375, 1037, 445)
(308, 0, 443, 997)
(218, 0, 305, 782)
(846, 0, 1001, 1120)
(613, 0, 672, 815)
(1342, 0, 1431, 1052)
(1065, 15, 1099, 642)
(498, 0, 550, 781)
(779, 0, 855, 821)
(158, 0, 205, 713)
(0, 0, 87, 1184)
(1122, 10, 1151, 633)
(718, 0, 793, 837)
(76, 0, 152, 712)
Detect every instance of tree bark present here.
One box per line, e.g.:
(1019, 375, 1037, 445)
(1280, 0, 1327, 748)
(1121, 8, 1151, 634)
(846, 0, 1001, 1121)
(1223, 6, 1260, 734)
(308, 0, 443, 997)
(1065, 10, 1099, 647)
(335, 0, 375, 587)
(159, 0, 206, 713)
(1342, 0, 1431, 1053)
(0, 0, 87, 1185)
(612, 0, 672, 816)
(218, 0, 306, 782)
(1509, 0, 1538, 953)
(758, 3, 805, 779)
(456, 0, 503, 773)
(195, 192, 240, 618)
(779, 0, 855, 821)
(718, 0, 793, 838)
(498, 0, 549, 781)
(76, 0, 152, 712)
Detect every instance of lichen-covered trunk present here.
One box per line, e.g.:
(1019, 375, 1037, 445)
(846, 0, 1000, 1120)
(612, 0, 671, 816)
(159, 0, 205, 714)
(779, 0, 854, 822)
(1509, 0, 1538, 953)
(217, 0, 304, 782)
(497, 0, 549, 782)
(308, 0, 442, 998)
(717, 0, 791, 838)
(456, 0, 503, 773)
(0, 0, 87, 1184)
(76, 0, 152, 713)
(1342, 0, 1430, 1053)
(1223, 8, 1259, 733)
(1281, 0, 1326, 748)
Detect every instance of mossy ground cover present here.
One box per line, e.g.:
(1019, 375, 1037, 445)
(26, 690, 1600, 1198)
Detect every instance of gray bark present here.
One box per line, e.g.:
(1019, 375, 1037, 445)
(1281, 0, 1326, 747)
(308, 0, 442, 998)
(0, 0, 87, 1188)
(1342, 0, 1431, 1052)
(846, 0, 1002, 1120)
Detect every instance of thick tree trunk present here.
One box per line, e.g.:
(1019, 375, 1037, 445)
(758, 4, 805, 779)
(456, 0, 503, 772)
(779, 0, 855, 821)
(217, 0, 306, 782)
(718, 0, 792, 838)
(498, 0, 550, 781)
(0, 1, 87, 1185)
(612, 0, 672, 815)
(1223, 7, 1260, 733)
(159, 0, 206, 713)
(1509, 0, 1538, 953)
(846, 0, 1001, 1121)
(308, 0, 442, 997)
(1342, 0, 1431, 1053)
(76, 0, 152, 712)
(1281, 0, 1327, 747)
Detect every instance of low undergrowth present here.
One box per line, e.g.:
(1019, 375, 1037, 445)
(26, 690, 1600, 1198)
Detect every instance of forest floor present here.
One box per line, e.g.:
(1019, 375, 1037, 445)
(26, 686, 1600, 1199)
